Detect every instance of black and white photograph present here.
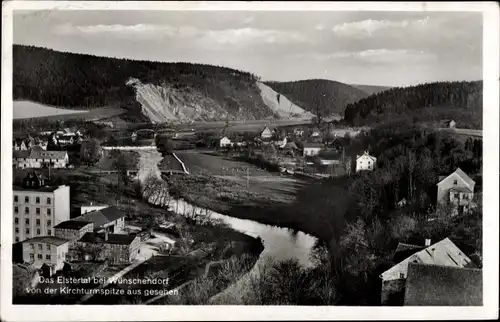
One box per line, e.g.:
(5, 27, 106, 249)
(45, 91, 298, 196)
(1, 1, 498, 321)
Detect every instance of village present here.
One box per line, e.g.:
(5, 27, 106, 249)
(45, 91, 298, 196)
(10, 114, 483, 306)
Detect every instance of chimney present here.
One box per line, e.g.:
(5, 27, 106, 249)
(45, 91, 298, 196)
(425, 239, 431, 247)
(104, 230, 109, 241)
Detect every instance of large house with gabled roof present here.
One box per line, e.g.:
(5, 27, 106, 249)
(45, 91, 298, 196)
(13, 147, 68, 169)
(436, 168, 476, 215)
(380, 237, 477, 305)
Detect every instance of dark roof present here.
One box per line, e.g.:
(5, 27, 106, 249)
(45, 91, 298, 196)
(79, 232, 137, 245)
(30, 149, 67, 160)
(13, 150, 30, 159)
(393, 243, 425, 263)
(317, 150, 343, 160)
(74, 206, 126, 228)
(404, 263, 482, 306)
(54, 220, 93, 230)
(22, 236, 69, 246)
(13, 185, 66, 192)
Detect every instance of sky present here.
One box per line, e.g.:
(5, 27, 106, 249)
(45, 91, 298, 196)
(13, 10, 482, 87)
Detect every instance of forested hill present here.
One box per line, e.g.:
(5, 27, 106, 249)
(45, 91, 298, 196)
(13, 45, 286, 123)
(343, 81, 483, 129)
(349, 84, 392, 96)
(265, 79, 370, 118)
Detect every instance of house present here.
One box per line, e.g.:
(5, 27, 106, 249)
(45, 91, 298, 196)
(442, 119, 456, 129)
(13, 138, 27, 151)
(327, 136, 344, 151)
(13, 148, 69, 169)
(54, 220, 95, 247)
(317, 149, 344, 166)
(57, 134, 74, 145)
(22, 236, 69, 276)
(380, 238, 476, 305)
(260, 126, 273, 140)
(76, 231, 140, 264)
(355, 151, 376, 172)
(303, 142, 323, 156)
(436, 168, 476, 215)
(274, 136, 287, 148)
(219, 136, 232, 148)
(80, 203, 109, 215)
(396, 198, 408, 209)
(392, 241, 425, 263)
(72, 206, 126, 234)
(293, 128, 304, 137)
(130, 131, 138, 142)
(310, 128, 321, 138)
(13, 174, 70, 243)
(403, 263, 482, 306)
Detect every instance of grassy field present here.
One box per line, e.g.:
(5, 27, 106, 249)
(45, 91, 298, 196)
(174, 150, 271, 176)
(13, 100, 125, 121)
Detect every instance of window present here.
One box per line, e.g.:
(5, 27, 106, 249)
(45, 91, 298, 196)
(14, 217, 19, 224)
(37, 254, 42, 259)
(35, 197, 40, 204)
(47, 229, 52, 235)
(454, 193, 459, 199)
(25, 207, 29, 215)
(463, 194, 468, 200)
(36, 219, 40, 226)
(14, 206, 19, 214)
(24, 196, 29, 203)
(14, 195, 18, 203)
(453, 179, 457, 185)
(47, 220, 52, 227)
(399, 273, 404, 278)
(25, 228, 30, 234)
(47, 209, 51, 216)
(36, 229, 41, 235)
(46, 244, 51, 251)
(36, 208, 40, 215)
(29, 243, 34, 250)
(46, 197, 51, 205)
(29, 254, 34, 261)
(15, 228, 19, 233)
(38, 244, 42, 250)
(25, 218, 29, 225)
(46, 254, 51, 260)
(15, 237, 19, 242)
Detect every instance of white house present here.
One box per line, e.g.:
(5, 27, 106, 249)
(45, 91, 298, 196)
(13, 148, 69, 169)
(355, 151, 376, 172)
(260, 126, 273, 140)
(303, 142, 323, 156)
(436, 168, 476, 215)
(219, 136, 232, 148)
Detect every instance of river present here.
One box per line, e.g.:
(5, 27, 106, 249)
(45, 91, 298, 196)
(135, 148, 318, 303)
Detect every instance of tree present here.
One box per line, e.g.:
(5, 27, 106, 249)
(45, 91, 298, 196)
(80, 139, 103, 165)
(156, 135, 175, 154)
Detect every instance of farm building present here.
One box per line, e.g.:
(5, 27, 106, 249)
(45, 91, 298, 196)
(219, 136, 232, 148)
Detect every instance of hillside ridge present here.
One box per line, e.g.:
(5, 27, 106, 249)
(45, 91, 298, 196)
(265, 79, 370, 118)
(14, 45, 313, 123)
